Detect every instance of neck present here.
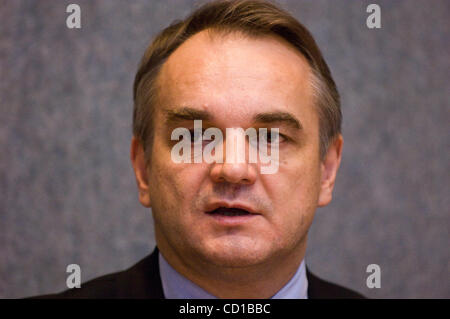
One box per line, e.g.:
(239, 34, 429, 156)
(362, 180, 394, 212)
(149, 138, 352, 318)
(157, 235, 307, 299)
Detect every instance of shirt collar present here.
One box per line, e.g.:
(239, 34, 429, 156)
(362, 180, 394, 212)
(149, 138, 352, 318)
(158, 251, 308, 299)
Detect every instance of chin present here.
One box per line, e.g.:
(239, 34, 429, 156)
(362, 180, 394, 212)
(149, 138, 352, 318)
(198, 236, 275, 268)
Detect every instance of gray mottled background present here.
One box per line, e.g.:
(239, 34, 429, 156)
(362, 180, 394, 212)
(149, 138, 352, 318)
(1, 0, 449, 298)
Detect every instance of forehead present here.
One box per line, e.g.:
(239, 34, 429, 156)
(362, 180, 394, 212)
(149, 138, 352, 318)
(156, 29, 315, 124)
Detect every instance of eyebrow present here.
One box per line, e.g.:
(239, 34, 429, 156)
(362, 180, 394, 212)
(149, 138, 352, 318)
(253, 111, 303, 130)
(164, 107, 302, 130)
(164, 107, 212, 124)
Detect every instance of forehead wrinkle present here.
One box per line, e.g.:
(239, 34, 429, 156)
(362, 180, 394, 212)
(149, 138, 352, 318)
(160, 30, 311, 92)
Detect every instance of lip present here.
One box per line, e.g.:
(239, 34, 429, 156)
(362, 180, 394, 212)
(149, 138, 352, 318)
(205, 201, 260, 215)
(204, 201, 261, 226)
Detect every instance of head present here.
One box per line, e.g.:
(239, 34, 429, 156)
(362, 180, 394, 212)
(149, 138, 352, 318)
(131, 0, 343, 272)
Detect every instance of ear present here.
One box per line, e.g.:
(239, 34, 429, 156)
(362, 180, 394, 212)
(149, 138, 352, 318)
(318, 134, 343, 207)
(130, 136, 151, 208)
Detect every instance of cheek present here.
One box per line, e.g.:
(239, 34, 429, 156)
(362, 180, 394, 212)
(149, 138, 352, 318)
(148, 143, 207, 213)
(274, 150, 322, 199)
(265, 153, 321, 234)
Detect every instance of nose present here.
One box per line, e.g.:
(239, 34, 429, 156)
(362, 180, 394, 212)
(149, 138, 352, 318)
(209, 134, 257, 185)
(210, 161, 257, 184)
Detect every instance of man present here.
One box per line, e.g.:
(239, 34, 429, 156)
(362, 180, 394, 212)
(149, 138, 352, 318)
(38, 0, 364, 299)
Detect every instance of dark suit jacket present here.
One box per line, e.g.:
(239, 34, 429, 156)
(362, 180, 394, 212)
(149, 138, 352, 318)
(35, 247, 364, 299)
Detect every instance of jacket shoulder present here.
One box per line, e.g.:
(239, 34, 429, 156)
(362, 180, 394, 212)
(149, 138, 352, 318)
(30, 249, 164, 299)
(32, 271, 121, 299)
(306, 268, 366, 299)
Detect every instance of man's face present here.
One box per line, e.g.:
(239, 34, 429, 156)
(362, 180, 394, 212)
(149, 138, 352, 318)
(136, 30, 335, 269)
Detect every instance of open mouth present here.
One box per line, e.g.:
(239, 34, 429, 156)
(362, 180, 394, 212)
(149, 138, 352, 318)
(206, 207, 253, 216)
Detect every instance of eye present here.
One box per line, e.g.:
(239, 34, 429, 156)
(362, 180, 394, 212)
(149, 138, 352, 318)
(188, 129, 200, 143)
(189, 129, 211, 144)
(259, 129, 285, 144)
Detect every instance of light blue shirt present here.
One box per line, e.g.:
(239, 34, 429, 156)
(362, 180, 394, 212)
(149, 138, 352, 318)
(159, 251, 308, 299)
